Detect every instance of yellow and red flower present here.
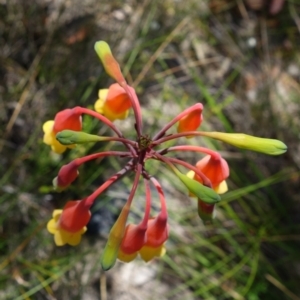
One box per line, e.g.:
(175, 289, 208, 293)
(94, 83, 132, 121)
(43, 109, 82, 153)
(192, 154, 229, 192)
(187, 154, 229, 222)
(117, 223, 147, 262)
(139, 214, 169, 262)
(118, 212, 169, 263)
(47, 200, 91, 246)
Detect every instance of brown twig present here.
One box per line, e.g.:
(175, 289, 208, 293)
(265, 274, 300, 300)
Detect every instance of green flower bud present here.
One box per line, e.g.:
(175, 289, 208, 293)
(174, 168, 221, 204)
(100, 238, 120, 271)
(94, 41, 125, 84)
(100, 206, 129, 270)
(94, 41, 112, 62)
(202, 132, 287, 155)
(56, 130, 108, 145)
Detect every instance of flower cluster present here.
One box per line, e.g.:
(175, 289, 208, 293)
(43, 41, 287, 270)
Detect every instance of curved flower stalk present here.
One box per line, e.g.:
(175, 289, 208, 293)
(43, 40, 287, 270)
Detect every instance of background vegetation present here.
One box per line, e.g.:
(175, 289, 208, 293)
(1, 0, 300, 299)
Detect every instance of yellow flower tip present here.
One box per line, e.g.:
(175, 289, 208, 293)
(139, 245, 166, 263)
(215, 180, 228, 194)
(46, 209, 62, 234)
(42, 120, 68, 154)
(94, 85, 131, 121)
(43, 120, 54, 134)
(160, 245, 167, 257)
(99, 89, 109, 100)
(53, 227, 86, 247)
(51, 144, 68, 154)
(186, 171, 196, 197)
(94, 99, 129, 121)
(94, 89, 109, 115)
(117, 249, 138, 263)
(110, 110, 129, 121)
(94, 98, 105, 114)
(47, 209, 86, 247)
(56, 227, 86, 246)
(186, 170, 195, 179)
(52, 209, 63, 218)
(47, 218, 59, 234)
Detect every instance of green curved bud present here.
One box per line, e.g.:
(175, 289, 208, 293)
(56, 130, 108, 145)
(101, 236, 120, 271)
(100, 205, 129, 270)
(174, 168, 221, 204)
(201, 132, 287, 155)
(94, 41, 125, 84)
(94, 41, 111, 55)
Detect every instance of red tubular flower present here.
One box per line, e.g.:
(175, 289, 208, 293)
(53, 109, 82, 133)
(139, 214, 169, 262)
(43, 108, 82, 153)
(137, 177, 169, 262)
(118, 224, 147, 262)
(118, 178, 151, 263)
(194, 155, 229, 189)
(144, 214, 169, 248)
(53, 161, 79, 191)
(58, 200, 91, 233)
(177, 103, 203, 134)
(118, 214, 169, 263)
(119, 224, 147, 255)
(105, 84, 132, 113)
(47, 200, 91, 246)
(186, 154, 229, 223)
(94, 83, 133, 121)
